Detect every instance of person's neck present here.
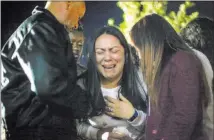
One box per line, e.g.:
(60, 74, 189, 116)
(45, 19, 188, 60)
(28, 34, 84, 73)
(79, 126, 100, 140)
(101, 79, 119, 89)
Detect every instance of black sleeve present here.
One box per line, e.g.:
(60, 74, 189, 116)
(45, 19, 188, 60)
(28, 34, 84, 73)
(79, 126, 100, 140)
(16, 22, 90, 118)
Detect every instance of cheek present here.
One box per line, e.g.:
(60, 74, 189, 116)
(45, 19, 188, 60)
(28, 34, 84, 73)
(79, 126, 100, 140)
(67, 11, 78, 23)
(112, 53, 125, 64)
(117, 54, 125, 70)
(96, 57, 104, 73)
(95, 55, 103, 65)
(78, 46, 83, 51)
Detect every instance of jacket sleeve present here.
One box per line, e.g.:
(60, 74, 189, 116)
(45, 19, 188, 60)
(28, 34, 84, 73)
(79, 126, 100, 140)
(16, 22, 90, 118)
(127, 110, 146, 130)
(159, 56, 202, 140)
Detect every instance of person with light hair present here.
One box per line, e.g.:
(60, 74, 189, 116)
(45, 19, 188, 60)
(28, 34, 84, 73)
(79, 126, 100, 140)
(130, 14, 210, 140)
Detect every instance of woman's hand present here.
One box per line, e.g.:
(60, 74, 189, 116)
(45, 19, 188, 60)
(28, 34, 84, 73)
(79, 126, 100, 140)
(104, 95, 135, 120)
(97, 127, 113, 140)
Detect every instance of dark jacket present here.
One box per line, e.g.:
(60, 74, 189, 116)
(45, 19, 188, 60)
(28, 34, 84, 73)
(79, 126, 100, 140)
(145, 50, 208, 140)
(1, 6, 90, 139)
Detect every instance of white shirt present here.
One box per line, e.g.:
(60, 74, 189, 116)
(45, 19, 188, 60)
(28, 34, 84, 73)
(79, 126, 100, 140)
(76, 86, 147, 140)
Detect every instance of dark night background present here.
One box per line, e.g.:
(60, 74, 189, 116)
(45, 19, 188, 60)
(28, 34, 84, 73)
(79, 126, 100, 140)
(1, 1, 214, 65)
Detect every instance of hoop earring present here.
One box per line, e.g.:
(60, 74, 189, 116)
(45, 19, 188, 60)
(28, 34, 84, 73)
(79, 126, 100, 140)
(66, 2, 71, 10)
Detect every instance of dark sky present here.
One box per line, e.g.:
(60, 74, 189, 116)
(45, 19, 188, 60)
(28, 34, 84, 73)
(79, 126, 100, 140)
(1, 1, 214, 45)
(1, 1, 123, 46)
(1, 1, 214, 65)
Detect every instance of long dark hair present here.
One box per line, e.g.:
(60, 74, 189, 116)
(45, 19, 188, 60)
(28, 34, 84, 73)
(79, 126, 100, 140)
(86, 26, 147, 115)
(130, 14, 209, 107)
(180, 17, 214, 90)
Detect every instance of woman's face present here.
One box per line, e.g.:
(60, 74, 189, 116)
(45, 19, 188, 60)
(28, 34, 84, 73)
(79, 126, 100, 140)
(95, 34, 125, 84)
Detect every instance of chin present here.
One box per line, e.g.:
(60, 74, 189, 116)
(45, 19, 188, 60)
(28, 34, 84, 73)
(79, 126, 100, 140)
(105, 76, 115, 80)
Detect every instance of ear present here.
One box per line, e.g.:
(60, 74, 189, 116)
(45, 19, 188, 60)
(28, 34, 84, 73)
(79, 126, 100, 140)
(66, 1, 71, 10)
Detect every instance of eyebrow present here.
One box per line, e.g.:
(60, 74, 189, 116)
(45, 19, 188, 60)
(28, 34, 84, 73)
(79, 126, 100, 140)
(95, 48, 105, 51)
(95, 45, 121, 49)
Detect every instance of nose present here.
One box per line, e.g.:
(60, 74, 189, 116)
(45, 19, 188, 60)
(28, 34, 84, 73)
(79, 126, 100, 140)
(67, 20, 78, 30)
(73, 47, 78, 51)
(72, 42, 77, 49)
(72, 20, 82, 30)
(103, 51, 111, 61)
(72, 22, 79, 30)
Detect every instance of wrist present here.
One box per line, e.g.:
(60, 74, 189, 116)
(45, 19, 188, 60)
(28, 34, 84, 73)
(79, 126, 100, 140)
(128, 109, 138, 122)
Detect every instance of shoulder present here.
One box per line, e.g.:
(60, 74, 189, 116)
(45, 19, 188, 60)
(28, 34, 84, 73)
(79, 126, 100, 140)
(193, 49, 213, 77)
(193, 49, 210, 65)
(193, 49, 213, 88)
(24, 11, 66, 39)
(169, 50, 201, 72)
(24, 14, 68, 47)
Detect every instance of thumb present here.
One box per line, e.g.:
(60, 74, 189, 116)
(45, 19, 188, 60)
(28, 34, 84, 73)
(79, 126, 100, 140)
(119, 94, 129, 103)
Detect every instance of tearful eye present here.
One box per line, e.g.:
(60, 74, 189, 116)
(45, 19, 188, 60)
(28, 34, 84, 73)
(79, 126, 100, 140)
(111, 49, 119, 53)
(96, 51, 104, 55)
(95, 48, 105, 55)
